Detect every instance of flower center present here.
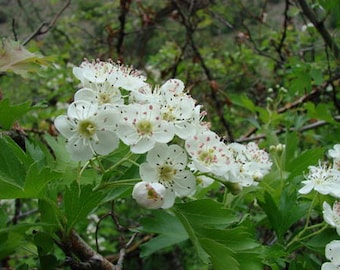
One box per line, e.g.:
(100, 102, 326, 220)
(78, 119, 97, 138)
(198, 149, 216, 165)
(159, 165, 176, 182)
(136, 120, 153, 135)
(162, 108, 176, 122)
(98, 92, 111, 104)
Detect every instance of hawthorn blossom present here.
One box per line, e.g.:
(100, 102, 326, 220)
(298, 162, 340, 198)
(132, 182, 166, 209)
(322, 240, 340, 270)
(139, 143, 196, 208)
(73, 59, 148, 92)
(54, 101, 119, 161)
(115, 103, 174, 154)
(323, 201, 340, 235)
(159, 89, 197, 139)
(74, 86, 124, 106)
(73, 59, 115, 86)
(185, 130, 234, 176)
(329, 144, 340, 170)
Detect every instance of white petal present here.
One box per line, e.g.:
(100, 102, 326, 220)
(298, 182, 313, 194)
(131, 137, 155, 154)
(161, 189, 176, 209)
(146, 144, 168, 164)
(173, 171, 196, 197)
(68, 101, 98, 120)
(321, 262, 338, 270)
(323, 202, 336, 227)
(140, 163, 159, 182)
(152, 122, 175, 143)
(95, 106, 119, 128)
(168, 144, 187, 169)
(160, 79, 185, 95)
(326, 240, 340, 264)
(74, 88, 97, 102)
(92, 130, 119, 156)
(175, 122, 196, 140)
(116, 124, 139, 145)
(54, 115, 76, 138)
(67, 137, 93, 161)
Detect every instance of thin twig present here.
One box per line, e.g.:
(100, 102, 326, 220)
(236, 115, 340, 143)
(23, 0, 71, 45)
(172, 0, 234, 141)
(296, 0, 340, 59)
(276, 0, 290, 62)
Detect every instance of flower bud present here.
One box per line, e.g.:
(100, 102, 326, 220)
(132, 182, 166, 209)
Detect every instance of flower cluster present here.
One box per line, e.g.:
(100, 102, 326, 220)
(298, 144, 340, 269)
(54, 59, 272, 209)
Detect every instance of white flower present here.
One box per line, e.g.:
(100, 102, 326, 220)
(222, 142, 272, 187)
(54, 101, 120, 161)
(132, 182, 166, 209)
(185, 130, 234, 176)
(74, 86, 123, 106)
(159, 79, 185, 96)
(322, 240, 340, 270)
(115, 103, 175, 154)
(329, 144, 340, 170)
(298, 162, 340, 197)
(159, 90, 197, 140)
(73, 59, 148, 92)
(323, 201, 340, 235)
(73, 60, 115, 86)
(139, 143, 196, 208)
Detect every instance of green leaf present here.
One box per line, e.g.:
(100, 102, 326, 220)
(0, 99, 31, 130)
(38, 198, 64, 231)
(175, 199, 239, 227)
(23, 163, 60, 198)
(0, 135, 59, 199)
(64, 183, 104, 230)
(287, 147, 325, 178)
(259, 191, 309, 240)
(139, 211, 189, 257)
(199, 238, 239, 270)
(0, 136, 28, 199)
(173, 206, 210, 263)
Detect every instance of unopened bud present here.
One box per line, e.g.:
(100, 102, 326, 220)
(132, 182, 166, 209)
(225, 182, 243, 195)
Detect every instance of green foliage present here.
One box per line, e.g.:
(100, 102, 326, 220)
(0, 0, 339, 269)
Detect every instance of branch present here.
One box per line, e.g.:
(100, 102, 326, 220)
(116, 0, 131, 60)
(276, 0, 290, 62)
(60, 229, 116, 270)
(236, 115, 340, 143)
(238, 72, 340, 140)
(172, 0, 234, 141)
(23, 0, 71, 45)
(296, 0, 340, 60)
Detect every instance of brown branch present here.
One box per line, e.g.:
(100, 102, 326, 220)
(296, 0, 340, 60)
(116, 0, 131, 60)
(276, 0, 290, 62)
(60, 229, 116, 270)
(172, 0, 234, 141)
(23, 0, 71, 45)
(236, 115, 340, 143)
(238, 72, 340, 140)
